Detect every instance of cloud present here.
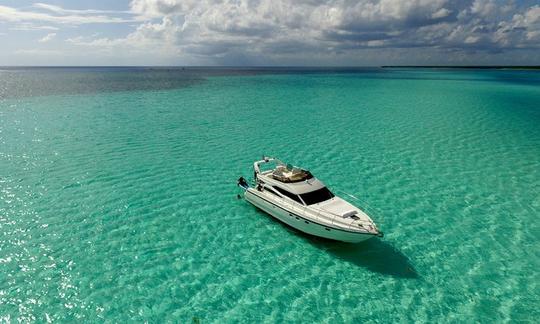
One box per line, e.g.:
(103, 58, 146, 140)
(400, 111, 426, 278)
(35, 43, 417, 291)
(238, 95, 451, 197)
(0, 0, 525, 65)
(470, 0, 499, 18)
(432, 8, 451, 19)
(0, 4, 134, 25)
(38, 32, 56, 43)
(14, 48, 63, 55)
(9, 23, 59, 31)
(83, 0, 531, 62)
(32, 3, 130, 15)
(465, 35, 480, 44)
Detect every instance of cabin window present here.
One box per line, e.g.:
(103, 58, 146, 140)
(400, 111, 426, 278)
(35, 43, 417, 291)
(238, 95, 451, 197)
(273, 187, 303, 204)
(299, 187, 335, 205)
(265, 187, 280, 196)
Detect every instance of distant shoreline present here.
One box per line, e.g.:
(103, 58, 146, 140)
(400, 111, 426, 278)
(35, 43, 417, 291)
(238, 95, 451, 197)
(381, 66, 540, 70)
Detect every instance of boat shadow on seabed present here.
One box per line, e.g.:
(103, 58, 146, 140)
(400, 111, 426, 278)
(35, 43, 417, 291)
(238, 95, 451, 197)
(248, 205, 419, 279)
(295, 231, 419, 279)
(244, 193, 418, 279)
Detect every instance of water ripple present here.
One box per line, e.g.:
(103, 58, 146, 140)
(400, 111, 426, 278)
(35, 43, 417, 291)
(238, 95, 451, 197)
(1, 70, 539, 322)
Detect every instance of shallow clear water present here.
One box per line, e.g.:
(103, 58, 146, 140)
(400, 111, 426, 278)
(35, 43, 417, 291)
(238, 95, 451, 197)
(1, 68, 539, 322)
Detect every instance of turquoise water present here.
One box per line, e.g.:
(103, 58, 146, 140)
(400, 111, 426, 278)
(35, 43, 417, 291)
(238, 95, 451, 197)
(1, 68, 539, 322)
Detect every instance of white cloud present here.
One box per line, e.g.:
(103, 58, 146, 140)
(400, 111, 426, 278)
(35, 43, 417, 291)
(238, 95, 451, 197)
(465, 35, 480, 44)
(125, 0, 455, 50)
(101, 0, 535, 61)
(471, 0, 498, 18)
(0, 4, 135, 25)
(9, 23, 59, 31)
(14, 48, 63, 55)
(432, 8, 451, 19)
(488, 4, 540, 49)
(4, 0, 537, 65)
(32, 3, 129, 15)
(524, 5, 540, 24)
(38, 32, 56, 43)
(366, 40, 385, 47)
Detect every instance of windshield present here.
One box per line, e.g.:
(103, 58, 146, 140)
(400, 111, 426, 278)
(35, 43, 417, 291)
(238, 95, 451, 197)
(258, 160, 282, 173)
(299, 187, 335, 205)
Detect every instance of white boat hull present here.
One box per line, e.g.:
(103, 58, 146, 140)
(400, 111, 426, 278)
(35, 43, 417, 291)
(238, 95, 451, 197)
(244, 189, 376, 243)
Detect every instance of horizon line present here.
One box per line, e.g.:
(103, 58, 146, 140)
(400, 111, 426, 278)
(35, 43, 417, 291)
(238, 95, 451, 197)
(1, 65, 539, 69)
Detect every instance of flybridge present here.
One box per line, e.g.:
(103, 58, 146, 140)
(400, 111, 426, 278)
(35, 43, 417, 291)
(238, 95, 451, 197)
(254, 157, 313, 183)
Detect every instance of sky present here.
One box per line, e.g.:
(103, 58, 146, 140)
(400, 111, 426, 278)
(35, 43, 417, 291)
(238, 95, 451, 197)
(0, 0, 539, 66)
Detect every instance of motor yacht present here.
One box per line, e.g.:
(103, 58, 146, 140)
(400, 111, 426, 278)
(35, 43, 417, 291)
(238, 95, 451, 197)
(237, 157, 383, 243)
